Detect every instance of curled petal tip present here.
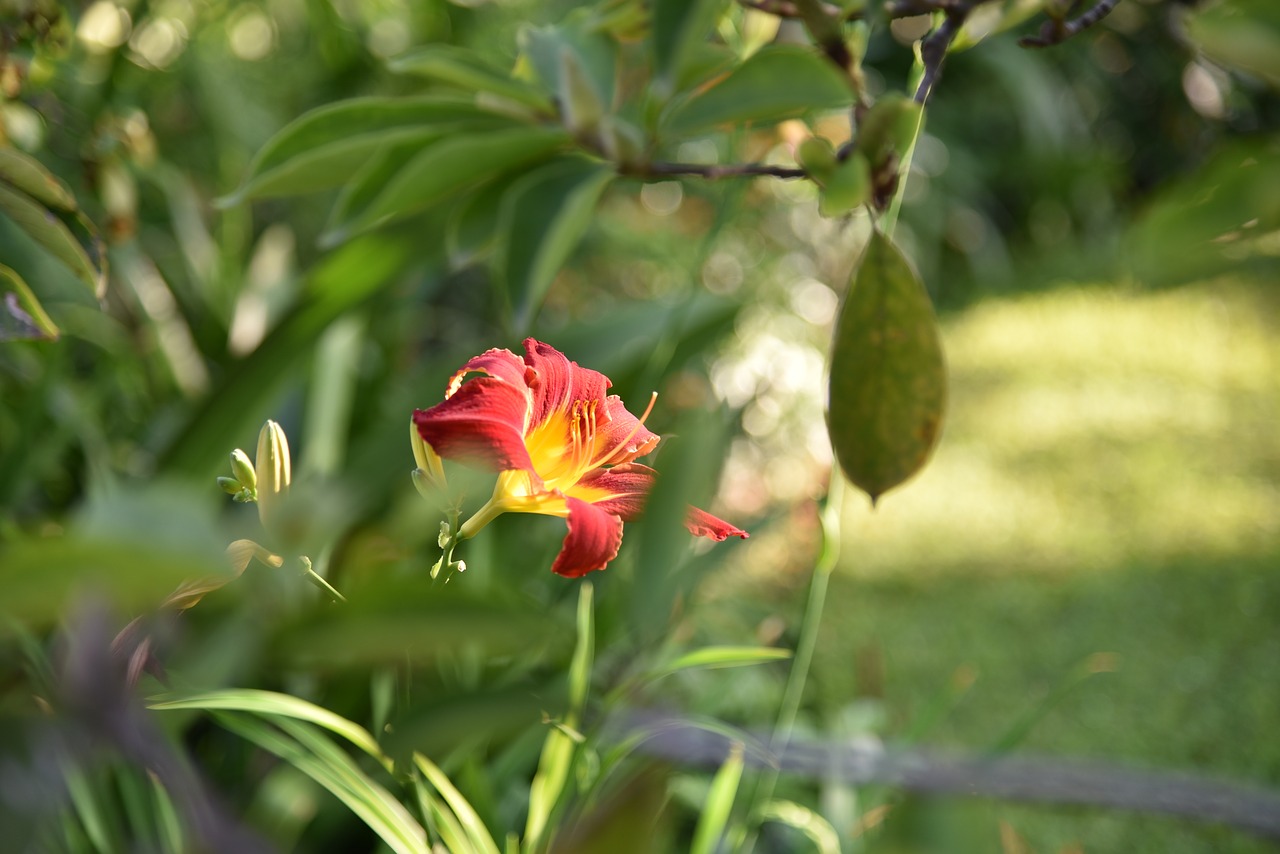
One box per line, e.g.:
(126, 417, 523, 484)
(685, 506, 749, 542)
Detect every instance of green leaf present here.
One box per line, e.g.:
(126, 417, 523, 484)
(216, 713, 428, 854)
(446, 176, 513, 267)
(224, 97, 512, 203)
(518, 15, 617, 112)
(390, 45, 552, 111)
(646, 646, 792, 683)
(690, 742, 745, 854)
(818, 152, 871, 217)
(952, 0, 1050, 52)
(652, 0, 722, 91)
(1126, 141, 1280, 285)
(0, 263, 59, 341)
(759, 800, 841, 854)
(324, 126, 570, 244)
(149, 688, 386, 765)
(411, 775, 475, 854)
(524, 582, 594, 853)
(0, 146, 77, 210)
(827, 229, 946, 503)
(664, 45, 853, 136)
(414, 754, 502, 854)
(1184, 0, 1280, 89)
(158, 233, 416, 477)
(498, 157, 614, 332)
(0, 183, 105, 296)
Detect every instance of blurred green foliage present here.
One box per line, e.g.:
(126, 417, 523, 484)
(1, 0, 1278, 851)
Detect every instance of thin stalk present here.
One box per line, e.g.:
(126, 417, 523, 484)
(734, 479, 843, 849)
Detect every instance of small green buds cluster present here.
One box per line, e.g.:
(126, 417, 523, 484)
(218, 419, 293, 541)
(799, 137, 873, 218)
(218, 448, 258, 503)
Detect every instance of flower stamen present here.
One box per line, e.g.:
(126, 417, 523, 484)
(591, 391, 658, 469)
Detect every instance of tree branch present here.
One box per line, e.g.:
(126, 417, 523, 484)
(1019, 0, 1121, 48)
(622, 161, 807, 180)
(913, 7, 969, 105)
(737, 0, 854, 20)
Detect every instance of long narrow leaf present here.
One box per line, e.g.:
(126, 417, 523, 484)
(215, 712, 427, 854)
(150, 688, 386, 766)
(691, 742, 745, 854)
(760, 800, 841, 854)
(414, 753, 502, 854)
(645, 646, 792, 683)
(410, 774, 473, 853)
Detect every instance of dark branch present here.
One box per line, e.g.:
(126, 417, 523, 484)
(1019, 0, 1121, 48)
(738, 0, 854, 19)
(624, 161, 807, 180)
(913, 8, 969, 104)
(616, 710, 1280, 842)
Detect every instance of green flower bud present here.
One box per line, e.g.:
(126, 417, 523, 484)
(230, 448, 257, 493)
(217, 476, 243, 496)
(255, 419, 291, 535)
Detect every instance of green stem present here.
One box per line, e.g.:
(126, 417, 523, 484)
(298, 555, 347, 603)
(736, 479, 843, 849)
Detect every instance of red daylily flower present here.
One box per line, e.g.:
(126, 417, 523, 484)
(413, 338, 747, 577)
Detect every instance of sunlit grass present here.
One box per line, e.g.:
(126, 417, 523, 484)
(840, 279, 1280, 578)
(790, 279, 1280, 853)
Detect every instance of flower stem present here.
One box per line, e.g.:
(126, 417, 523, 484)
(734, 478, 843, 848)
(298, 555, 347, 604)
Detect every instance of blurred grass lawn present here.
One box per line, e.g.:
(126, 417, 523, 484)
(807, 279, 1280, 852)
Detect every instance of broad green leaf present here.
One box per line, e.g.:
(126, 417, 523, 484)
(1127, 141, 1280, 285)
(518, 15, 617, 112)
(414, 754, 502, 854)
(827, 229, 946, 503)
(652, 0, 722, 91)
(0, 183, 104, 296)
(149, 689, 385, 765)
(224, 97, 511, 203)
(216, 713, 428, 854)
(0, 538, 221, 631)
(390, 45, 552, 111)
(271, 581, 559, 669)
(323, 134, 443, 247)
(498, 157, 614, 331)
(664, 45, 853, 135)
(646, 646, 792, 682)
(0, 146, 77, 210)
(0, 263, 59, 340)
(690, 742, 745, 854)
(1184, 0, 1280, 89)
(446, 176, 512, 266)
(325, 126, 570, 243)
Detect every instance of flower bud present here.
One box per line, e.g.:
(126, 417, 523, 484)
(230, 448, 257, 494)
(255, 420, 292, 535)
(410, 419, 447, 489)
(217, 476, 243, 496)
